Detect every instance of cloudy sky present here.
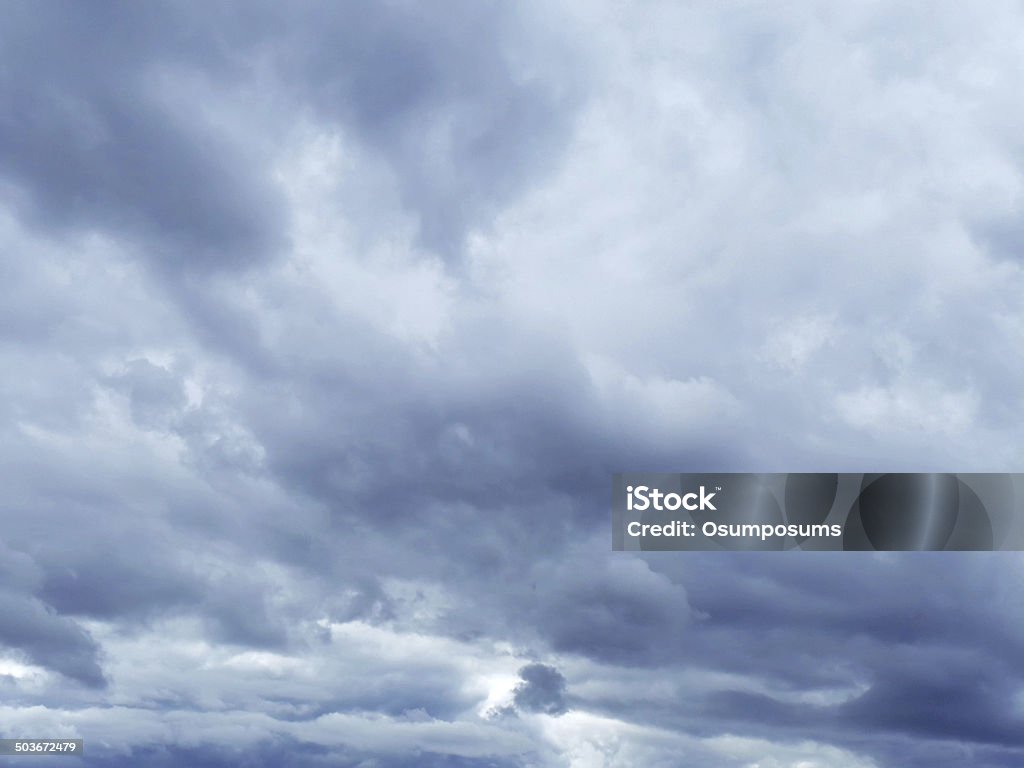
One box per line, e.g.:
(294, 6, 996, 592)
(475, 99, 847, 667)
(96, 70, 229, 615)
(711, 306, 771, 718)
(2, 1, 1024, 766)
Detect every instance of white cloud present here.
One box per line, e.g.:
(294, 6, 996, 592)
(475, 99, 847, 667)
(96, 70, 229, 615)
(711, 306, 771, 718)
(836, 378, 978, 435)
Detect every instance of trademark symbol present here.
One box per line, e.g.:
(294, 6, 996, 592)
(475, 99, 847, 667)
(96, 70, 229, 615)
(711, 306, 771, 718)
(715, 486, 722, 491)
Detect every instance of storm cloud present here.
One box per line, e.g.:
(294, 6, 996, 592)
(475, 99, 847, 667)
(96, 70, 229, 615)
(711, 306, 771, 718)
(2, 1, 1024, 767)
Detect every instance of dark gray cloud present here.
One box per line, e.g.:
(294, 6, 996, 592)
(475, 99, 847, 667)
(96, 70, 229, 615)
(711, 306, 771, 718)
(513, 663, 568, 716)
(0, 3, 284, 275)
(529, 550, 693, 665)
(274, 1, 582, 257)
(0, 0, 580, 275)
(0, 590, 105, 688)
(88, 743, 529, 768)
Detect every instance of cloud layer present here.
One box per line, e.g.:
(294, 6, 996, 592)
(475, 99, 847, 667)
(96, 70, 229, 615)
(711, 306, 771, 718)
(2, 2, 1024, 766)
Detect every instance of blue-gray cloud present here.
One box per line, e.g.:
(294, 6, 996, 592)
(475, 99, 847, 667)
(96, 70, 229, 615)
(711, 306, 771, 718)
(2, 2, 1024, 767)
(513, 663, 568, 716)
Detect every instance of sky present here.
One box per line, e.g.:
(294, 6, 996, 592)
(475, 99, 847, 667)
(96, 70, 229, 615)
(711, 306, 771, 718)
(1, 1, 1024, 766)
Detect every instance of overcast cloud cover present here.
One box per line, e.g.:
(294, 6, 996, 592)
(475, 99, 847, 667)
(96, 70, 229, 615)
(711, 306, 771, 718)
(1, 1, 1024, 766)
